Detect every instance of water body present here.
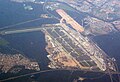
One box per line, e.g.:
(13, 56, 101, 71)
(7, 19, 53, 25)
(0, 0, 120, 82)
(93, 32, 120, 70)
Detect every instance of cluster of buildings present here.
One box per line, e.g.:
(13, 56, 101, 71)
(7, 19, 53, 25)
(57, 0, 120, 32)
(60, 0, 120, 20)
(0, 53, 40, 73)
(83, 16, 117, 35)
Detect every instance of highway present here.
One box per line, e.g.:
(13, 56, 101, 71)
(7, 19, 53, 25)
(0, 69, 56, 82)
(0, 68, 120, 82)
(0, 27, 44, 35)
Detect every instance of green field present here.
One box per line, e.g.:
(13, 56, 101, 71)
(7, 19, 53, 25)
(0, 38, 9, 46)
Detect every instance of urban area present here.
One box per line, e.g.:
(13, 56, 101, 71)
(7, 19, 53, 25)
(0, 0, 120, 81)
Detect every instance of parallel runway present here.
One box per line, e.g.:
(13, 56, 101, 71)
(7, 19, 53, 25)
(43, 26, 97, 68)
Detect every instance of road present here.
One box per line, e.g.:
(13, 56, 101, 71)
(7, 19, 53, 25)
(0, 68, 120, 82)
(0, 27, 44, 35)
